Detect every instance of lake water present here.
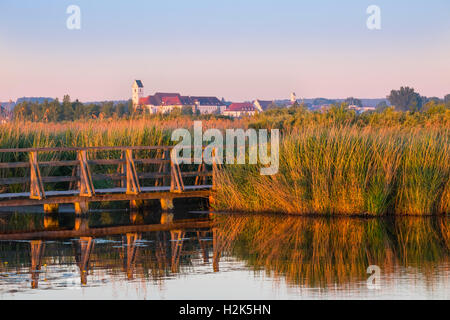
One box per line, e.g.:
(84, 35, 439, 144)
(0, 208, 448, 300)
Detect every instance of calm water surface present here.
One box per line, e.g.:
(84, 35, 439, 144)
(0, 208, 448, 299)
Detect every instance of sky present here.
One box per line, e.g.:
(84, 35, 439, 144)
(0, 0, 449, 102)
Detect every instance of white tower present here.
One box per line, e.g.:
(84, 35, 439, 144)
(290, 92, 297, 104)
(132, 80, 144, 108)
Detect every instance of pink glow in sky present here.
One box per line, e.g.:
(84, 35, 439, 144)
(1, 0, 449, 102)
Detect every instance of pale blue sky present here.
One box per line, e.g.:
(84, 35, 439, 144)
(1, 0, 449, 101)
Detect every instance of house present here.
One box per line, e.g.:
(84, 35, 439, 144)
(348, 105, 376, 114)
(223, 102, 257, 118)
(191, 96, 226, 114)
(253, 99, 275, 112)
(138, 92, 184, 114)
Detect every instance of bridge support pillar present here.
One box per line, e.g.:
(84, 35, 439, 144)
(160, 198, 174, 211)
(160, 212, 174, 224)
(43, 203, 59, 214)
(74, 201, 89, 215)
(43, 215, 59, 230)
(130, 211, 144, 224)
(130, 200, 144, 210)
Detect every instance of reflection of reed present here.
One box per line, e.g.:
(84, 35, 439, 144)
(215, 215, 449, 287)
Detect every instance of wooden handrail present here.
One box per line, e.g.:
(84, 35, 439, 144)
(0, 171, 213, 186)
(0, 145, 173, 153)
(0, 146, 215, 204)
(0, 158, 171, 169)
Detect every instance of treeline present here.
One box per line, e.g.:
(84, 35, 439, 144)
(251, 99, 450, 130)
(13, 95, 133, 121)
(386, 87, 450, 112)
(10, 87, 450, 122)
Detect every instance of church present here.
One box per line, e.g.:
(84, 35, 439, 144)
(132, 80, 226, 115)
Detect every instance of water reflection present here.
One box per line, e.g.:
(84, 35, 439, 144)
(214, 215, 449, 288)
(0, 210, 448, 299)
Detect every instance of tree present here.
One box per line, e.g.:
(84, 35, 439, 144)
(100, 102, 114, 117)
(61, 95, 74, 120)
(181, 105, 194, 115)
(444, 94, 450, 106)
(387, 87, 423, 112)
(344, 97, 362, 107)
(267, 102, 280, 110)
(423, 97, 442, 105)
(14, 101, 32, 120)
(376, 101, 390, 112)
(313, 98, 336, 106)
(73, 100, 86, 119)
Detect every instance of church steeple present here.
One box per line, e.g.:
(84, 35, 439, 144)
(132, 80, 144, 108)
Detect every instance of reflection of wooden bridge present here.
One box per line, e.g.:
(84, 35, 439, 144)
(0, 146, 216, 213)
(1, 216, 224, 288)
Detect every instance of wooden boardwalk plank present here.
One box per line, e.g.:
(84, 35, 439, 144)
(0, 188, 212, 207)
(0, 185, 212, 199)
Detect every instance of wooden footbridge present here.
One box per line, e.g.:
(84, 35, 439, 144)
(0, 146, 216, 213)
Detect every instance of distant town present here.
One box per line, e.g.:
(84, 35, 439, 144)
(2, 80, 449, 123)
(131, 80, 380, 117)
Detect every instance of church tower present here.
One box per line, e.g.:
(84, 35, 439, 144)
(132, 80, 144, 108)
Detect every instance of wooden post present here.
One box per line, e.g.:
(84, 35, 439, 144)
(76, 237, 94, 286)
(125, 233, 141, 280)
(29, 151, 45, 200)
(212, 148, 218, 191)
(130, 211, 144, 224)
(77, 150, 95, 197)
(163, 149, 170, 187)
(43, 214, 59, 230)
(170, 230, 185, 273)
(130, 199, 144, 210)
(74, 201, 89, 215)
(160, 198, 174, 211)
(43, 203, 59, 214)
(195, 163, 207, 186)
(212, 228, 221, 272)
(30, 240, 45, 289)
(69, 166, 77, 190)
(125, 149, 141, 195)
(74, 217, 89, 231)
(160, 212, 174, 224)
(197, 231, 210, 263)
(170, 149, 184, 193)
(155, 149, 165, 187)
(120, 151, 126, 188)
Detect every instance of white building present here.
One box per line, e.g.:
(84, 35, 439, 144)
(132, 80, 144, 108)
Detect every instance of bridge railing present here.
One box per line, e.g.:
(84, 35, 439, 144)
(0, 146, 215, 200)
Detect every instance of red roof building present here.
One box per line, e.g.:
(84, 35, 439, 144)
(132, 80, 227, 115)
(223, 103, 257, 117)
(161, 96, 182, 106)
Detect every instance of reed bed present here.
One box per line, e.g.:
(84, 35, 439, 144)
(0, 115, 449, 215)
(214, 125, 450, 215)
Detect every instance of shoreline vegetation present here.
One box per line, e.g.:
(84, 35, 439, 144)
(1, 103, 449, 216)
(214, 104, 449, 216)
